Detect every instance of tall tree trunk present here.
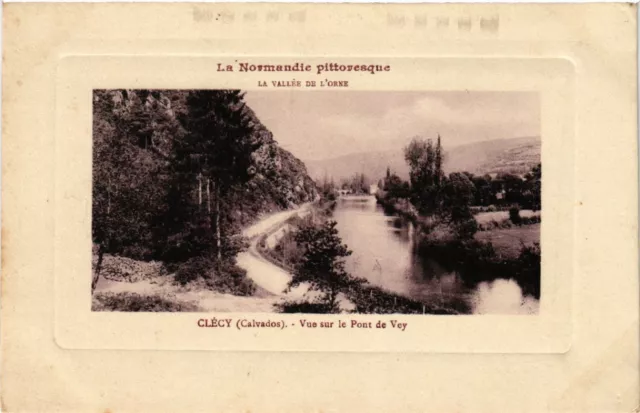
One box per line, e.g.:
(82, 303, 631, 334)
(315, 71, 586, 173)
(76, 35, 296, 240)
(91, 242, 105, 293)
(107, 177, 112, 215)
(197, 173, 202, 209)
(328, 287, 338, 313)
(215, 180, 222, 265)
(206, 178, 211, 214)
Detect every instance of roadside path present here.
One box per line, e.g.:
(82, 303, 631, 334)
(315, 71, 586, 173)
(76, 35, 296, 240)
(237, 203, 312, 298)
(94, 203, 315, 312)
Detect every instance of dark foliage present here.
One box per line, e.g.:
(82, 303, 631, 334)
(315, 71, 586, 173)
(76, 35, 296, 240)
(512, 242, 541, 298)
(347, 284, 467, 315)
(274, 300, 335, 313)
(92, 292, 199, 312)
(288, 220, 366, 311)
(509, 205, 522, 225)
(92, 89, 317, 293)
(416, 238, 541, 299)
(173, 256, 256, 296)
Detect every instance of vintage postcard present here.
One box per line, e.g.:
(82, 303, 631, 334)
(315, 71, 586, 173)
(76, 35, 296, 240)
(2, 3, 637, 413)
(54, 55, 572, 353)
(91, 88, 542, 317)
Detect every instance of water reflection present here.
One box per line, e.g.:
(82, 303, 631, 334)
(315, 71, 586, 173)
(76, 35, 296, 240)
(471, 279, 539, 315)
(332, 196, 539, 314)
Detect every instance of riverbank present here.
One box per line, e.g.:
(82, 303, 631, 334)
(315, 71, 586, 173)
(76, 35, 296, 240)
(263, 197, 464, 314)
(375, 194, 541, 299)
(376, 194, 540, 256)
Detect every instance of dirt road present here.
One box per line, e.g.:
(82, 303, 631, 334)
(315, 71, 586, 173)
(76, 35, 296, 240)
(94, 203, 314, 312)
(237, 203, 312, 298)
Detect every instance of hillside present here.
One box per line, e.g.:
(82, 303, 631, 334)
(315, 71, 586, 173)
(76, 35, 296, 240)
(93, 89, 318, 262)
(445, 136, 540, 176)
(304, 136, 540, 182)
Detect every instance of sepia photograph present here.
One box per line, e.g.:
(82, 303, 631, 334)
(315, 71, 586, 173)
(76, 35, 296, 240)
(91, 89, 541, 315)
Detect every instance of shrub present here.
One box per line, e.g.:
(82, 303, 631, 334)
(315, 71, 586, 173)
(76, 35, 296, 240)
(512, 242, 541, 298)
(274, 300, 335, 313)
(92, 292, 199, 312)
(520, 215, 541, 225)
(204, 262, 256, 296)
(509, 206, 522, 225)
(455, 218, 478, 240)
(173, 257, 256, 296)
(175, 256, 214, 285)
(347, 284, 467, 315)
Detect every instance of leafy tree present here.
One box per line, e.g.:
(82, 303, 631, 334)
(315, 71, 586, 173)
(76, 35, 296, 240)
(92, 90, 174, 290)
(403, 136, 445, 214)
(288, 221, 365, 312)
(524, 163, 541, 210)
(471, 175, 493, 206)
(440, 172, 477, 239)
(384, 174, 411, 199)
(497, 172, 525, 204)
(340, 172, 370, 194)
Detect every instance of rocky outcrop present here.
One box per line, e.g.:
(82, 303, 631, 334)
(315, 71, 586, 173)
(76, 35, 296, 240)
(226, 101, 318, 227)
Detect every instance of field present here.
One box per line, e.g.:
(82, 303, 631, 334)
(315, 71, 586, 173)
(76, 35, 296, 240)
(474, 209, 541, 224)
(474, 224, 540, 259)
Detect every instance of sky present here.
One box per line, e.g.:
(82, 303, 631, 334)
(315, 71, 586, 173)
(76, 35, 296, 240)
(244, 90, 540, 161)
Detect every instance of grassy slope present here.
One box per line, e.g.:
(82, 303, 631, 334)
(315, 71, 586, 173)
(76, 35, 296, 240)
(475, 224, 540, 259)
(474, 210, 541, 224)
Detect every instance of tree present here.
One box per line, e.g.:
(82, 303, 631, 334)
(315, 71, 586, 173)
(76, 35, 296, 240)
(497, 172, 525, 204)
(524, 163, 541, 210)
(176, 90, 262, 265)
(403, 136, 445, 214)
(92, 90, 175, 291)
(288, 221, 365, 312)
(471, 175, 493, 206)
(441, 172, 477, 239)
(384, 174, 411, 199)
(434, 134, 444, 186)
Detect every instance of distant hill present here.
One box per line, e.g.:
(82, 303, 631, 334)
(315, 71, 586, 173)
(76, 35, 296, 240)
(445, 136, 541, 176)
(304, 136, 540, 183)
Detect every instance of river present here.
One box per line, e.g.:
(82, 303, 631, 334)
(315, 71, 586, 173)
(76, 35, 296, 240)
(331, 196, 539, 314)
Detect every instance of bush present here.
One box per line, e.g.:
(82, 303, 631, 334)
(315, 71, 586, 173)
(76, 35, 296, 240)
(512, 242, 541, 298)
(347, 284, 467, 315)
(97, 254, 167, 283)
(92, 292, 199, 312)
(175, 256, 213, 285)
(470, 205, 511, 213)
(274, 300, 335, 313)
(509, 206, 522, 225)
(477, 219, 515, 231)
(173, 256, 256, 296)
(455, 218, 478, 240)
(204, 262, 256, 296)
(520, 215, 541, 225)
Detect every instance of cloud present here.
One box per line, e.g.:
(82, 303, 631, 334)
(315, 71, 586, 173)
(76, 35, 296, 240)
(244, 91, 539, 161)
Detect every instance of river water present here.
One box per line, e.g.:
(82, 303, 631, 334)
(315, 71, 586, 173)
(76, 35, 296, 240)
(331, 196, 539, 314)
